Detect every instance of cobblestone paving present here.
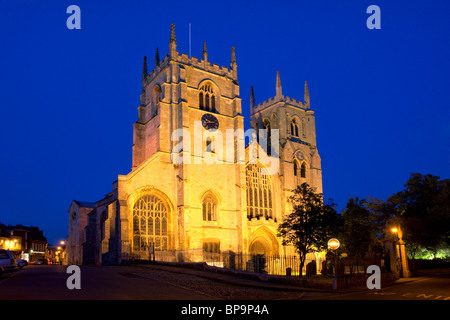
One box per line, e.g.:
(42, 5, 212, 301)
(121, 266, 314, 300)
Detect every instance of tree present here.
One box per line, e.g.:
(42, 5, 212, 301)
(387, 173, 450, 258)
(277, 183, 341, 276)
(340, 197, 380, 273)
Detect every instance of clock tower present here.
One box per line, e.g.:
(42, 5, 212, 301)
(131, 24, 246, 253)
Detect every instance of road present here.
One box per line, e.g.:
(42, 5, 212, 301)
(0, 264, 215, 300)
(313, 272, 450, 300)
(1, 264, 449, 301)
(0, 264, 314, 300)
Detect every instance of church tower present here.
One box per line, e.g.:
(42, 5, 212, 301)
(128, 24, 246, 254)
(250, 71, 322, 195)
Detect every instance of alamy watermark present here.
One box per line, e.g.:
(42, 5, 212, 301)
(171, 123, 280, 175)
(66, 5, 81, 30)
(366, 5, 381, 30)
(366, 265, 381, 289)
(66, 265, 81, 289)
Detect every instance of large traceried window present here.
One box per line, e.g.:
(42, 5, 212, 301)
(246, 164, 273, 220)
(202, 192, 218, 222)
(132, 194, 168, 252)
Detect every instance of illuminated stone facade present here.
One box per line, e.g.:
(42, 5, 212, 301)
(67, 25, 322, 266)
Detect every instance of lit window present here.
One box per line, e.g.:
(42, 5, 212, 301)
(132, 194, 168, 252)
(202, 192, 218, 222)
(246, 164, 273, 220)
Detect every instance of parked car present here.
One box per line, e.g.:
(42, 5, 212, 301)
(33, 258, 49, 265)
(0, 249, 19, 274)
(17, 259, 28, 268)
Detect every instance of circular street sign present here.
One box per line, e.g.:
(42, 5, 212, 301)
(328, 238, 340, 250)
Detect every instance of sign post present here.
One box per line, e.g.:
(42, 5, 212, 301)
(328, 238, 340, 290)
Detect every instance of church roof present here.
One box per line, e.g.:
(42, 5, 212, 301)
(73, 200, 96, 208)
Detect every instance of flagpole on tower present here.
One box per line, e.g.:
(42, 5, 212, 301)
(189, 22, 191, 58)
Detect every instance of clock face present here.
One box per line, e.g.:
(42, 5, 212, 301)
(201, 113, 219, 131)
(296, 151, 305, 160)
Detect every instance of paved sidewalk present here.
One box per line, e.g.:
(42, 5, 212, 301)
(131, 262, 334, 292)
(130, 262, 450, 295)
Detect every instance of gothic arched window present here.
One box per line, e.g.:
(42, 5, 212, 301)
(291, 119, 299, 137)
(199, 92, 204, 110)
(246, 164, 273, 220)
(301, 118, 306, 137)
(151, 86, 161, 117)
(205, 93, 210, 110)
(293, 160, 298, 176)
(263, 120, 272, 156)
(301, 163, 306, 178)
(211, 94, 216, 112)
(199, 84, 217, 113)
(132, 194, 168, 252)
(202, 192, 218, 221)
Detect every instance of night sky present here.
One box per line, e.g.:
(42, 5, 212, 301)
(0, 0, 448, 245)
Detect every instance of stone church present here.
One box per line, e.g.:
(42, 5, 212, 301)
(67, 24, 322, 266)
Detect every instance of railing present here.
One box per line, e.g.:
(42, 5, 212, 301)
(130, 249, 327, 277)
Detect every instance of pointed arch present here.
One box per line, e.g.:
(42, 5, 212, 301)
(262, 119, 272, 156)
(249, 226, 280, 255)
(199, 91, 204, 110)
(201, 191, 218, 221)
(245, 162, 273, 220)
(293, 159, 299, 176)
(128, 186, 174, 253)
(301, 118, 306, 137)
(198, 80, 220, 113)
(301, 162, 307, 178)
(290, 118, 299, 137)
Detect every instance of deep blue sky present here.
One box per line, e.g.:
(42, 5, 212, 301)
(0, 0, 449, 245)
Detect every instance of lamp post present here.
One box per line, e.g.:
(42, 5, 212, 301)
(328, 238, 340, 290)
(390, 223, 410, 278)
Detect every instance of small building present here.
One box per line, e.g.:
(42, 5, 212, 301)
(0, 224, 48, 262)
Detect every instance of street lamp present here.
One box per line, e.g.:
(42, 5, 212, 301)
(390, 224, 410, 278)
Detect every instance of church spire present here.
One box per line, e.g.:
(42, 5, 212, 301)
(250, 86, 255, 115)
(142, 56, 148, 81)
(275, 70, 283, 98)
(230, 46, 237, 69)
(304, 80, 310, 107)
(155, 47, 160, 67)
(202, 42, 208, 61)
(169, 23, 177, 57)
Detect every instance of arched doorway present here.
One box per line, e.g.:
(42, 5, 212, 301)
(249, 238, 271, 255)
